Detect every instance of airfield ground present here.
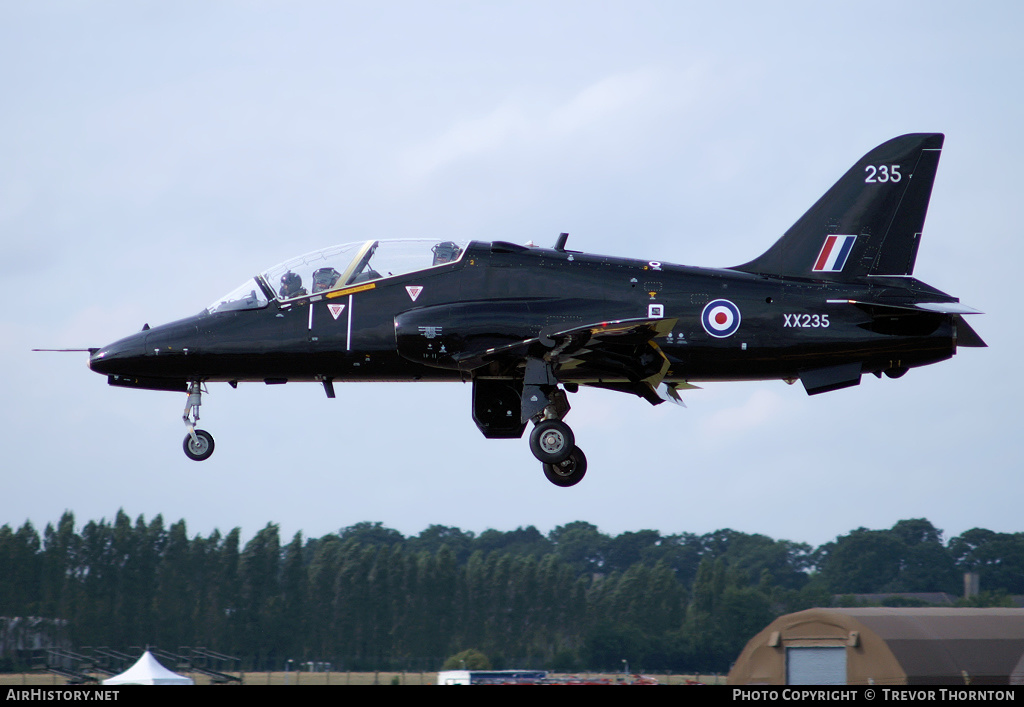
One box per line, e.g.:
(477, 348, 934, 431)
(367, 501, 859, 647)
(0, 671, 724, 686)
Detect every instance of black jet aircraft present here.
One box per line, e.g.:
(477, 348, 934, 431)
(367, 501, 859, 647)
(85, 133, 984, 486)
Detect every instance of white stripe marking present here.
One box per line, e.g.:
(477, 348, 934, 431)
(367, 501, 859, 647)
(346, 294, 353, 351)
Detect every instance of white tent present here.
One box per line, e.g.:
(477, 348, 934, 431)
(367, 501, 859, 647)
(103, 651, 194, 685)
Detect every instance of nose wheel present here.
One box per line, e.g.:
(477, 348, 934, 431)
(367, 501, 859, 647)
(183, 429, 215, 461)
(182, 381, 216, 461)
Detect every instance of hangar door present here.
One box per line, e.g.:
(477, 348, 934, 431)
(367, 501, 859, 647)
(786, 647, 846, 684)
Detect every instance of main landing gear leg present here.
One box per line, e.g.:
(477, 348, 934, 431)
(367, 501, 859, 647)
(522, 358, 586, 486)
(182, 381, 215, 461)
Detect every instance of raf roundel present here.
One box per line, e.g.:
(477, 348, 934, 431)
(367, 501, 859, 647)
(701, 299, 741, 338)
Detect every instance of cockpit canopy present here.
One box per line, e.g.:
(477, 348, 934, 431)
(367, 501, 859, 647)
(206, 239, 469, 314)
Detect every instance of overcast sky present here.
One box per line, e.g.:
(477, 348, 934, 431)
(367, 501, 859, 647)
(2, 1, 1019, 550)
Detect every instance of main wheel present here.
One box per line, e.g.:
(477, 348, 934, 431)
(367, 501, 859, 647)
(183, 429, 215, 461)
(543, 446, 587, 487)
(529, 419, 575, 464)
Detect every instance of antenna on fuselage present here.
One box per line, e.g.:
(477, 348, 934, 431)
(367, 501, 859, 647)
(554, 232, 569, 252)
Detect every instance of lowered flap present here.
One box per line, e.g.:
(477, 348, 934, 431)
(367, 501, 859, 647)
(584, 378, 701, 406)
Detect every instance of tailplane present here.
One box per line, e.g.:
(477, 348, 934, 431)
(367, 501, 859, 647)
(735, 133, 944, 281)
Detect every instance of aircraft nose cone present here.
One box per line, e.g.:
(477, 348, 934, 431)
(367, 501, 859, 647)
(88, 332, 147, 375)
(88, 346, 115, 373)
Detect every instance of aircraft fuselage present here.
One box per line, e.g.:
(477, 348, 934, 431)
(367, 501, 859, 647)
(83, 133, 984, 481)
(90, 240, 958, 391)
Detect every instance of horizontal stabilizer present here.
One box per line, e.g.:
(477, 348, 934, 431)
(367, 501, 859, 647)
(827, 297, 978, 313)
(828, 299, 983, 316)
(915, 302, 983, 315)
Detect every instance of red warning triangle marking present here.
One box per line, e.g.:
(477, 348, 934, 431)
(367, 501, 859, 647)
(406, 286, 423, 302)
(328, 303, 345, 320)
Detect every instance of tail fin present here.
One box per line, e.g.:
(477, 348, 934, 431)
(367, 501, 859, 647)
(735, 133, 944, 280)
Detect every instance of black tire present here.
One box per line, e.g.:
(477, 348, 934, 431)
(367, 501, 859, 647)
(543, 447, 587, 487)
(183, 429, 215, 461)
(529, 419, 575, 464)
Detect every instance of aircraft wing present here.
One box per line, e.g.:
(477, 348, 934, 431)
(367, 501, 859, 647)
(457, 315, 675, 362)
(455, 316, 694, 406)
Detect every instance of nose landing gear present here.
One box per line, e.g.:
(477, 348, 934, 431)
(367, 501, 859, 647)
(184, 429, 215, 461)
(182, 381, 215, 461)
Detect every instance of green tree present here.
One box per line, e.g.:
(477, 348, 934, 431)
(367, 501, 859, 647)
(684, 557, 775, 672)
(816, 520, 958, 594)
(306, 534, 343, 658)
(605, 530, 662, 573)
(240, 523, 281, 668)
(549, 521, 607, 574)
(701, 529, 811, 590)
(408, 525, 476, 564)
(474, 526, 551, 558)
(950, 528, 1024, 594)
(280, 532, 308, 658)
(40, 512, 80, 631)
(443, 648, 491, 670)
(338, 522, 404, 548)
(153, 519, 191, 647)
(816, 527, 906, 593)
(0, 522, 41, 617)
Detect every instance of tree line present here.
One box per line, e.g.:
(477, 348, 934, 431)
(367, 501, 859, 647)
(0, 512, 1021, 673)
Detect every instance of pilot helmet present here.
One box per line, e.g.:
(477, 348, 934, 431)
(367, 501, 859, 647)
(280, 271, 303, 298)
(312, 267, 341, 293)
(432, 241, 462, 265)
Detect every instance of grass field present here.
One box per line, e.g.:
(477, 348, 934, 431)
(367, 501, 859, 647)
(0, 671, 725, 686)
